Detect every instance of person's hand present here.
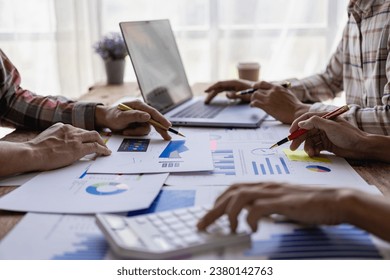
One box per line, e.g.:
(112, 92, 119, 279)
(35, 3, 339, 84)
(197, 182, 350, 233)
(95, 100, 172, 140)
(26, 123, 111, 171)
(249, 81, 310, 124)
(204, 79, 254, 104)
(289, 112, 369, 159)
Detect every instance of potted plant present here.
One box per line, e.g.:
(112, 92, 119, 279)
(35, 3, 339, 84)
(94, 32, 127, 84)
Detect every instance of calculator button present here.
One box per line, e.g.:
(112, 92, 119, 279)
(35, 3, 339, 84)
(153, 236, 172, 250)
(188, 207, 203, 214)
(147, 215, 159, 222)
(206, 224, 228, 235)
(135, 217, 147, 224)
(173, 208, 189, 216)
(162, 216, 179, 225)
(165, 231, 179, 239)
(177, 213, 193, 222)
(176, 227, 193, 237)
(106, 216, 126, 230)
(157, 225, 170, 233)
(170, 238, 185, 248)
(151, 219, 164, 227)
(184, 219, 198, 228)
(170, 222, 187, 231)
(115, 228, 139, 246)
(157, 212, 174, 219)
(183, 234, 202, 245)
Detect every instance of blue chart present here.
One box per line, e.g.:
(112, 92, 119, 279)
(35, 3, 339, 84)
(127, 189, 196, 216)
(251, 157, 290, 175)
(159, 140, 189, 158)
(85, 182, 128, 195)
(118, 138, 150, 152)
(85, 182, 129, 195)
(212, 149, 236, 175)
(306, 165, 331, 172)
(246, 224, 382, 259)
(52, 233, 108, 260)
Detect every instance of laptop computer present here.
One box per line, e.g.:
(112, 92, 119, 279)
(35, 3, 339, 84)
(119, 19, 266, 128)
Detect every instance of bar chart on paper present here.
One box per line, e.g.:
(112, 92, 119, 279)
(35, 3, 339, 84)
(166, 137, 370, 188)
(251, 157, 290, 176)
(245, 222, 383, 260)
(212, 149, 236, 176)
(52, 232, 108, 260)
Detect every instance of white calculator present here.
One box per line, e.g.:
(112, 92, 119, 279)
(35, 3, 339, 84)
(96, 205, 251, 259)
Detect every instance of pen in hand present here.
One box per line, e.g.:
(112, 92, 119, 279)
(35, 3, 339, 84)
(237, 81, 291, 96)
(269, 105, 350, 149)
(117, 103, 185, 138)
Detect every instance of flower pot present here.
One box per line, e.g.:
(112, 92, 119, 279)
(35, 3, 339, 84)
(104, 59, 125, 85)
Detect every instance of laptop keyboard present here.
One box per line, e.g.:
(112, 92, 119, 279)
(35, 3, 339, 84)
(172, 101, 226, 119)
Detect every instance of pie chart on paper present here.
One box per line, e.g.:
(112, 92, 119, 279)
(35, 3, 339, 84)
(86, 182, 129, 195)
(306, 165, 331, 173)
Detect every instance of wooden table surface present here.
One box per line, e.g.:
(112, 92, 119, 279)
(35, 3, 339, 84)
(0, 82, 389, 241)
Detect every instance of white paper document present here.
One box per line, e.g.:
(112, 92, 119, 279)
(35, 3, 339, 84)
(0, 185, 226, 259)
(0, 172, 39, 187)
(88, 132, 213, 174)
(165, 125, 372, 191)
(0, 213, 109, 260)
(0, 161, 168, 214)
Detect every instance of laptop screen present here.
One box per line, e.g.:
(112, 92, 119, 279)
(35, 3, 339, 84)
(120, 20, 193, 113)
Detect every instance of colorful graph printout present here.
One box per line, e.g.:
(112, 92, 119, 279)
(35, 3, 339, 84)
(85, 182, 129, 196)
(306, 165, 331, 173)
(88, 134, 212, 174)
(159, 140, 189, 158)
(117, 138, 150, 152)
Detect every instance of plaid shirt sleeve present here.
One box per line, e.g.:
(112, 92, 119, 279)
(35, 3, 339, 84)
(287, 0, 390, 135)
(0, 49, 99, 131)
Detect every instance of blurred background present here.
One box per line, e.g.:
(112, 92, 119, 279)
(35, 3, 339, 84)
(0, 0, 348, 98)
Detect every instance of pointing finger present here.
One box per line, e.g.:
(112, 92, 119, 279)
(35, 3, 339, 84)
(204, 90, 219, 104)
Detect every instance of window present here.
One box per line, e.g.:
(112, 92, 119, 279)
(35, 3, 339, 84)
(0, 0, 349, 98)
(101, 0, 349, 84)
(0, 0, 59, 94)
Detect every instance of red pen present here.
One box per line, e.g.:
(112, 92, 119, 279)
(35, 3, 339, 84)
(269, 105, 350, 149)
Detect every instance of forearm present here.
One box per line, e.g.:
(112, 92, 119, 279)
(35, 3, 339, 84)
(344, 105, 390, 135)
(288, 74, 342, 103)
(361, 134, 390, 162)
(1, 89, 99, 130)
(0, 141, 36, 177)
(308, 103, 390, 136)
(1, 49, 100, 130)
(341, 190, 390, 242)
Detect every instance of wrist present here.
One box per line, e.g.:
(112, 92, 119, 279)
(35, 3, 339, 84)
(94, 105, 109, 130)
(0, 142, 37, 176)
(335, 188, 362, 224)
(293, 103, 311, 120)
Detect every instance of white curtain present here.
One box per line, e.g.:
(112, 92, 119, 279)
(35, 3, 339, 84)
(53, 0, 102, 98)
(0, 0, 349, 99)
(0, 0, 101, 99)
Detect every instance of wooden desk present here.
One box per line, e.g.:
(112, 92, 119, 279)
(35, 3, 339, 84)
(80, 82, 141, 105)
(1, 83, 389, 241)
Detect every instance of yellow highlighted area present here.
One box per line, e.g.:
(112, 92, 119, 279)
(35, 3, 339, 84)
(283, 149, 331, 163)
